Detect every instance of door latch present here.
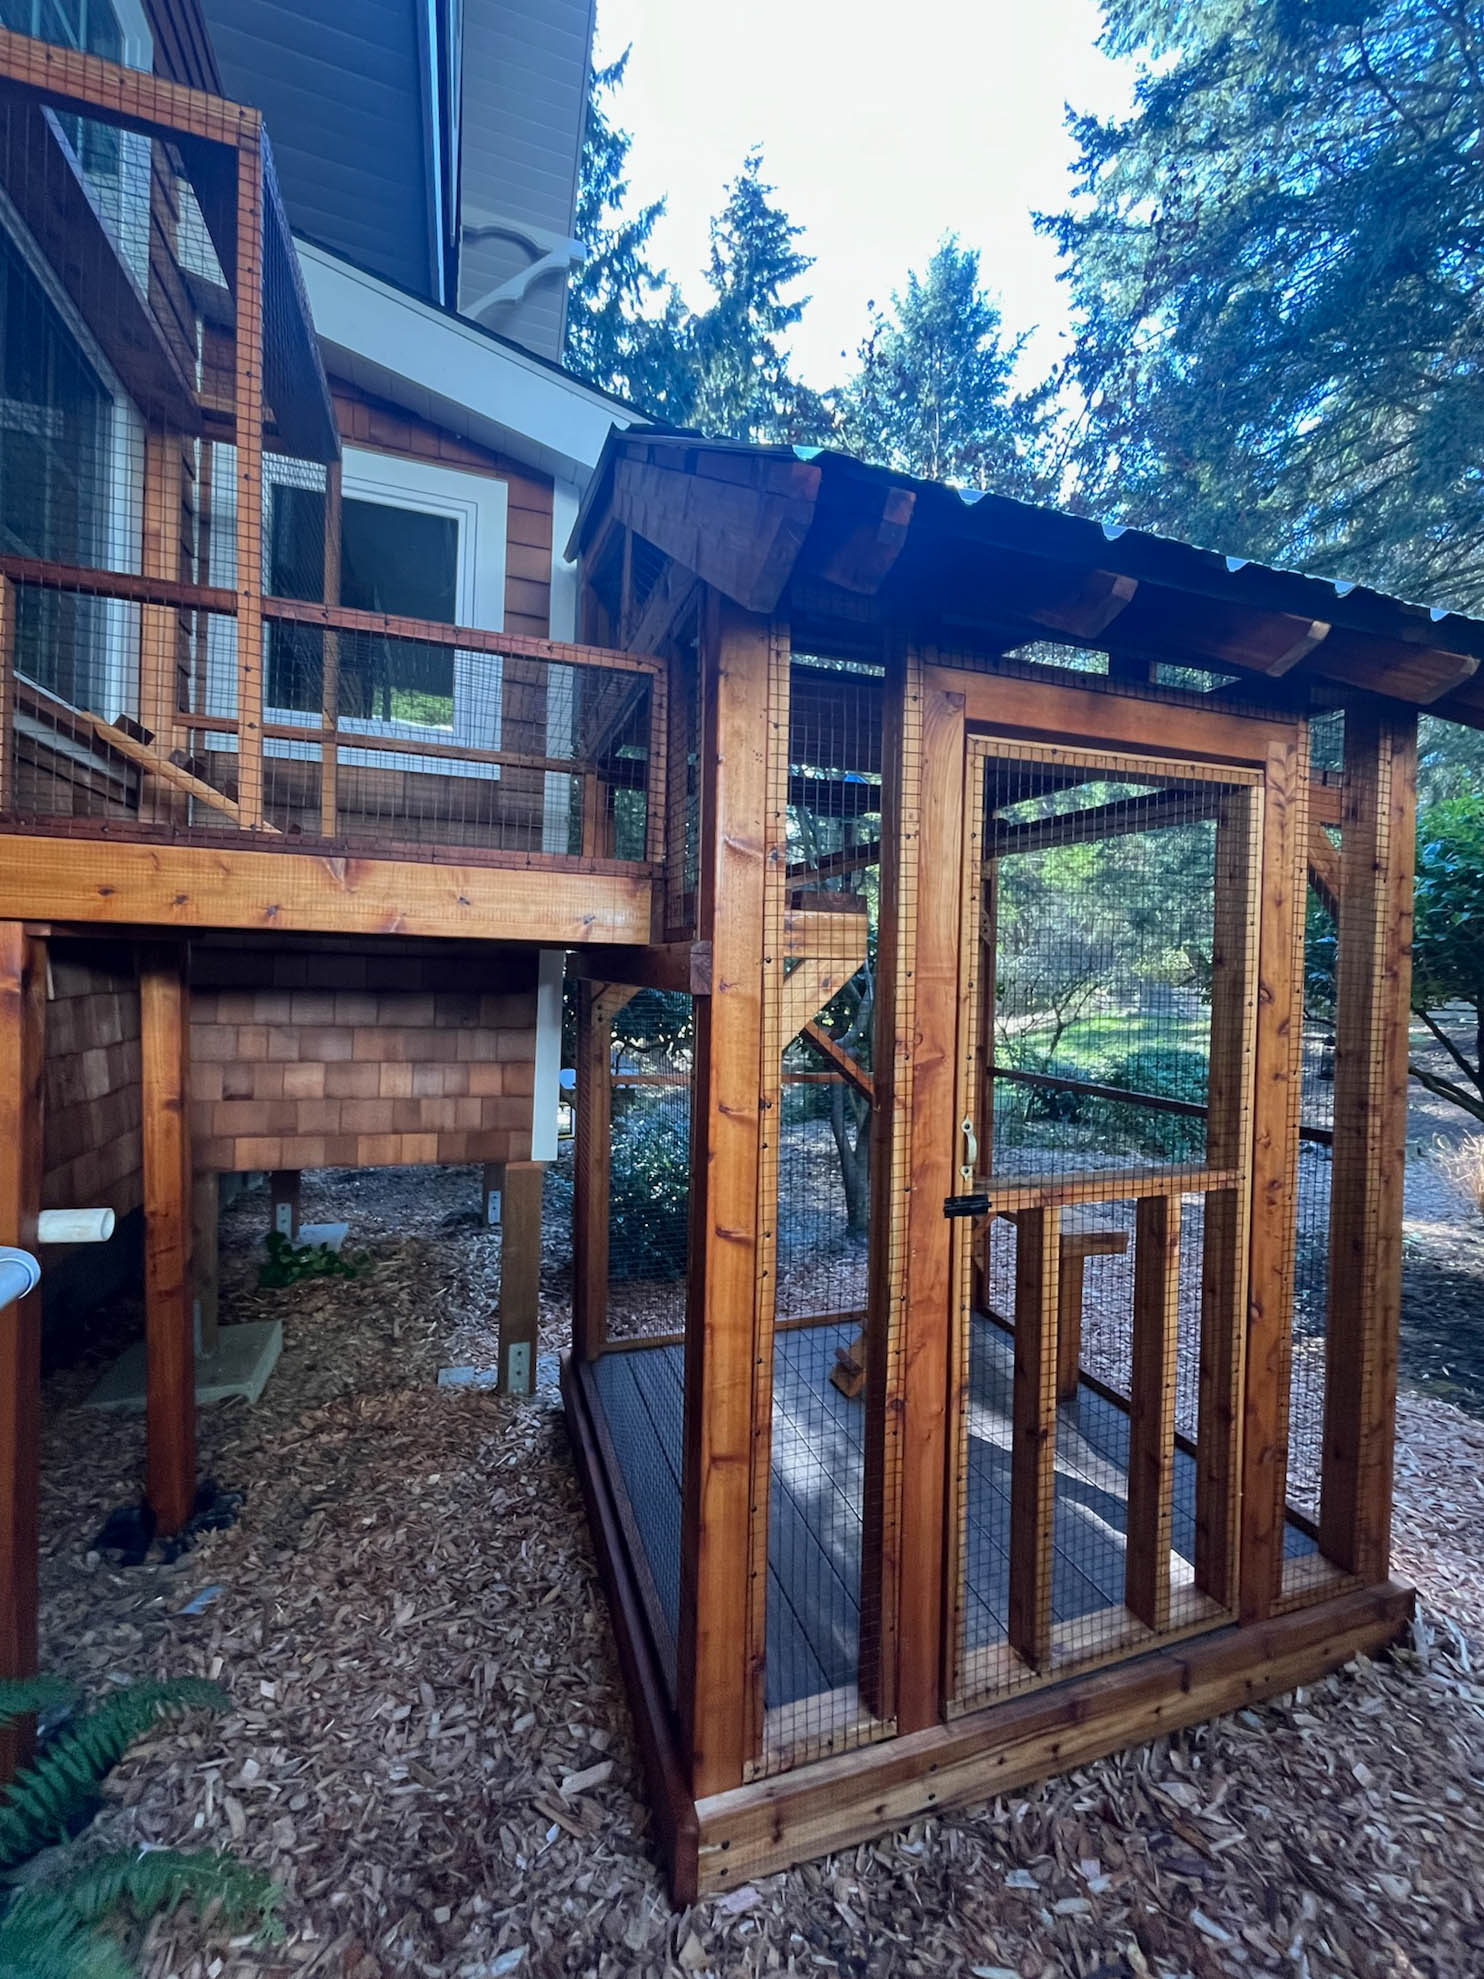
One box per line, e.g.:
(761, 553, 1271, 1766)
(945, 1116, 987, 1217)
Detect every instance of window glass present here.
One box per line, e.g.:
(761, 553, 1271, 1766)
(338, 499, 459, 727)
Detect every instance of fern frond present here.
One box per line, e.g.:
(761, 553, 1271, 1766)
(0, 1681, 228, 1871)
(54, 1848, 280, 1934)
(0, 1892, 133, 1979)
(0, 1678, 76, 1732)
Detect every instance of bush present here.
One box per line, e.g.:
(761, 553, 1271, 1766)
(1091, 1046, 1209, 1160)
(610, 1095, 690, 1281)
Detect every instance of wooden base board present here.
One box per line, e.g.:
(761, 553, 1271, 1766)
(564, 1352, 1412, 1903)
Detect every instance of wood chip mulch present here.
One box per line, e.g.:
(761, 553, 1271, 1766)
(34, 1165, 1484, 1979)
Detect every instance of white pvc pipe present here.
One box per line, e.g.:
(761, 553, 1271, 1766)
(36, 1207, 115, 1244)
(0, 1246, 40, 1305)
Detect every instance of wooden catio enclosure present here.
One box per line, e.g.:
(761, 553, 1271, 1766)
(561, 432, 1484, 1898)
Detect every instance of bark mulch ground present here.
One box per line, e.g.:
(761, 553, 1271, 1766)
(34, 1164, 1484, 1979)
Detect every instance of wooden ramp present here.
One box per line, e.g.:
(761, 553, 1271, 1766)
(592, 1317, 1320, 1710)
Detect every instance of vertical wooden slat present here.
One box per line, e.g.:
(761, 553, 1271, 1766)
(0, 923, 45, 1779)
(0, 575, 15, 816)
(1126, 1192, 1181, 1631)
(1320, 707, 1417, 1581)
(860, 641, 918, 1722)
(319, 458, 341, 839)
(894, 677, 964, 1729)
(232, 121, 266, 831)
(1007, 1204, 1060, 1670)
(140, 942, 194, 1535)
(571, 981, 612, 1362)
(677, 595, 770, 1795)
(1239, 730, 1309, 1621)
(498, 1160, 544, 1396)
(139, 428, 184, 825)
(1196, 785, 1261, 1606)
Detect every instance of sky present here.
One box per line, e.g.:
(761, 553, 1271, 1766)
(592, 0, 1139, 394)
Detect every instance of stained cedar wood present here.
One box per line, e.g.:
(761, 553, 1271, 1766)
(1126, 1193, 1181, 1631)
(571, 983, 612, 1361)
(689, 1583, 1410, 1894)
(0, 925, 44, 1779)
(139, 944, 195, 1533)
(1320, 710, 1417, 1579)
(1007, 1205, 1060, 1668)
(893, 681, 964, 1730)
(232, 128, 266, 829)
(677, 596, 770, 1796)
(330, 381, 554, 642)
(1196, 787, 1260, 1605)
(0, 27, 250, 145)
(498, 1161, 544, 1393)
(1239, 733, 1309, 1620)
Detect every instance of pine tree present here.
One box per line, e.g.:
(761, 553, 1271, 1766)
(563, 52, 690, 417)
(837, 238, 1053, 496)
(1045, 0, 1484, 610)
(685, 150, 832, 446)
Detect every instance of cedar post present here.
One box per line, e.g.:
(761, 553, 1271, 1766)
(497, 1159, 544, 1396)
(268, 1168, 300, 1242)
(140, 943, 195, 1534)
(891, 677, 964, 1727)
(677, 596, 772, 1794)
(0, 923, 45, 1778)
(1239, 733, 1308, 1620)
(571, 982, 612, 1361)
(233, 119, 266, 831)
(139, 427, 184, 825)
(1320, 707, 1417, 1580)
(1126, 1193, 1181, 1631)
(1007, 1205, 1060, 1669)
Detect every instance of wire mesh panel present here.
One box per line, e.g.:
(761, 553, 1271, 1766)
(951, 735, 1264, 1710)
(759, 659, 889, 1770)
(606, 990, 693, 1343)
(1286, 880, 1339, 1537)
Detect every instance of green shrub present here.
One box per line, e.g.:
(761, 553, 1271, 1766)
(1091, 1046, 1209, 1160)
(610, 1096, 690, 1281)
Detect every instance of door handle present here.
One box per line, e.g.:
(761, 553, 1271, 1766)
(961, 1114, 978, 1182)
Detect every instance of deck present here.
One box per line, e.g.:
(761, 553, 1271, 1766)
(593, 1316, 1319, 1711)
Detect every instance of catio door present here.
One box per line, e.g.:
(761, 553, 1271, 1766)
(942, 722, 1275, 1712)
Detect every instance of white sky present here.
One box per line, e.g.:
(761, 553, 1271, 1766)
(593, 0, 1138, 393)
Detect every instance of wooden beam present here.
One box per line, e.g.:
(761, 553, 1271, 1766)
(498, 1161, 544, 1397)
(569, 941, 712, 996)
(1196, 787, 1260, 1608)
(814, 485, 916, 595)
(608, 450, 822, 615)
(140, 942, 194, 1535)
(18, 689, 268, 831)
(0, 923, 44, 1780)
(988, 786, 1221, 860)
(1054, 1227, 1128, 1405)
(1028, 568, 1138, 640)
(678, 597, 773, 1795)
(1307, 819, 1341, 920)
(263, 596, 662, 677)
(0, 575, 14, 818)
(799, 1020, 873, 1099)
(0, 835, 653, 944)
(1320, 709, 1417, 1580)
(1265, 620, 1331, 679)
(1239, 734, 1308, 1620)
(0, 24, 255, 145)
(572, 983, 612, 1362)
(1007, 1206, 1060, 1670)
(1126, 1194, 1181, 1631)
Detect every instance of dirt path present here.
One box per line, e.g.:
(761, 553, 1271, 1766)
(33, 1166, 1484, 1979)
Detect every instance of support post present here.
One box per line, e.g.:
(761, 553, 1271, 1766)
(1126, 1193, 1181, 1631)
(497, 1159, 544, 1396)
(1007, 1205, 1060, 1670)
(1239, 733, 1308, 1621)
(571, 982, 611, 1361)
(1320, 707, 1417, 1580)
(0, 923, 45, 1778)
(677, 596, 771, 1795)
(319, 457, 341, 839)
(192, 1171, 219, 1355)
(268, 1168, 300, 1243)
(140, 943, 194, 1535)
(482, 1161, 505, 1228)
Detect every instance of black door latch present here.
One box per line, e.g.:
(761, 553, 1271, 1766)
(943, 1193, 990, 1219)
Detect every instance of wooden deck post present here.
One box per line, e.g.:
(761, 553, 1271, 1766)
(0, 923, 45, 1778)
(677, 596, 772, 1795)
(571, 982, 612, 1361)
(140, 943, 195, 1535)
(1239, 733, 1309, 1621)
(1320, 707, 1417, 1581)
(1126, 1193, 1181, 1631)
(497, 1159, 544, 1396)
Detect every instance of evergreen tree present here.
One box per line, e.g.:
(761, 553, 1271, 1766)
(837, 238, 1054, 496)
(564, 52, 690, 417)
(684, 150, 833, 445)
(1045, 0, 1484, 611)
